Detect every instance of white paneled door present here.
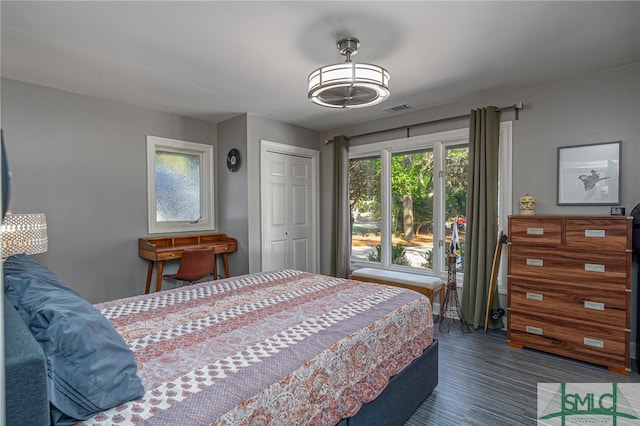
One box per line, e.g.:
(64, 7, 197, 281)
(260, 141, 318, 273)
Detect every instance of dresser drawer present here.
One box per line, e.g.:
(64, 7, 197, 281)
(508, 278, 629, 327)
(508, 312, 628, 370)
(565, 219, 630, 251)
(509, 217, 562, 246)
(507, 215, 632, 374)
(508, 246, 629, 291)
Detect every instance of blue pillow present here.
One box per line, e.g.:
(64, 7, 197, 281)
(3, 254, 144, 425)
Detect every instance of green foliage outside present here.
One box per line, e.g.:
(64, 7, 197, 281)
(421, 249, 434, 269)
(444, 148, 468, 223)
(349, 147, 468, 238)
(367, 244, 411, 266)
(349, 157, 382, 222)
(390, 153, 433, 237)
(421, 243, 465, 272)
(352, 224, 380, 235)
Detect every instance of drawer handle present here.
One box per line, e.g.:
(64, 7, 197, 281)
(584, 229, 605, 238)
(526, 258, 544, 267)
(584, 301, 605, 311)
(525, 325, 543, 335)
(584, 263, 605, 273)
(526, 292, 543, 301)
(583, 337, 604, 348)
(526, 227, 544, 235)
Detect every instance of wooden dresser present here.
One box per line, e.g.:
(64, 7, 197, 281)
(507, 215, 632, 375)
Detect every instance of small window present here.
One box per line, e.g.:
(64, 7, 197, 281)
(146, 135, 215, 234)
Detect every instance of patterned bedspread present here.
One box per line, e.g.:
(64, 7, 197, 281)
(80, 270, 434, 425)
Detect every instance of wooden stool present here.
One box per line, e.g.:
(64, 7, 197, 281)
(349, 267, 444, 304)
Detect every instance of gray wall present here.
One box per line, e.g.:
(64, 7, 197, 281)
(1, 78, 218, 303)
(318, 62, 639, 354)
(245, 114, 321, 273)
(319, 63, 640, 275)
(216, 113, 321, 275)
(217, 114, 249, 277)
(1, 79, 322, 303)
(3, 62, 638, 318)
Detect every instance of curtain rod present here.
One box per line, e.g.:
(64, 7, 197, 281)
(340, 102, 524, 141)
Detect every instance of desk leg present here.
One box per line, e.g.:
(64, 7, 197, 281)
(223, 253, 230, 279)
(145, 261, 154, 294)
(213, 255, 218, 280)
(156, 261, 164, 293)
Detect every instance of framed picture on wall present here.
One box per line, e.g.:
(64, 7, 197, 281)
(557, 140, 621, 205)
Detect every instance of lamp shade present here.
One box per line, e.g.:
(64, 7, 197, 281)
(1, 212, 48, 258)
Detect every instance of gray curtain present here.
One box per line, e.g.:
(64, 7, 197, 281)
(461, 107, 503, 329)
(331, 135, 350, 278)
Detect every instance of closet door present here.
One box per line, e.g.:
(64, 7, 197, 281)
(262, 149, 314, 272)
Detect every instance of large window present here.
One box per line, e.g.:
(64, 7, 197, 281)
(349, 123, 512, 289)
(146, 135, 215, 234)
(349, 129, 468, 276)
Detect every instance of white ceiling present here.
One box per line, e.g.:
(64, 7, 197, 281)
(2, 1, 639, 131)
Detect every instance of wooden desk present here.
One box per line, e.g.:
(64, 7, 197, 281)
(139, 233, 237, 293)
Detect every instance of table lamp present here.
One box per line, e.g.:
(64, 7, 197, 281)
(1, 212, 48, 259)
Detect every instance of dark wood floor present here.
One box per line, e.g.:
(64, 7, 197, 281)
(404, 324, 640, 425)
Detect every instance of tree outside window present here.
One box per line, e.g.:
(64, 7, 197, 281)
(349, 131, 468, 275)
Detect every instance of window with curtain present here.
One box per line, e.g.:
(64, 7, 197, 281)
(349, 128, 469, 276)
(349, 156, 382, 263)
(349, 123, 512, 289)
(146, 135, 215, 234)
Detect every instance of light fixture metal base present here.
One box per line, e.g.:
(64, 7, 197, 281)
(337, 37, 359, 59)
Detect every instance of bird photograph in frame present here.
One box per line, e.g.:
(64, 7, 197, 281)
(557, 141, 621, 205)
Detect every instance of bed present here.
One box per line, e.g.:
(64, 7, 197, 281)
(4, 255, 438, 426)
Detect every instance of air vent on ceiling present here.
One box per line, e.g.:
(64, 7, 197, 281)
(383, 104, 410, 112)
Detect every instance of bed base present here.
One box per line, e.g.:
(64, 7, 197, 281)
(337, 339, 439, 426)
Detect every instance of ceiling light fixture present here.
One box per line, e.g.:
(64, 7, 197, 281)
(308, 37, 390, 108)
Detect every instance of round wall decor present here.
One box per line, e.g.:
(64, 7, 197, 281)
(226, 148, 241, 172)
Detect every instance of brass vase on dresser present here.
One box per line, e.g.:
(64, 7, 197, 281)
(507, 215, 633, 375)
